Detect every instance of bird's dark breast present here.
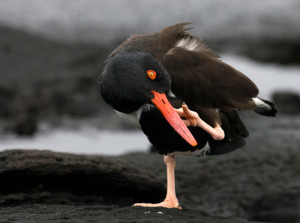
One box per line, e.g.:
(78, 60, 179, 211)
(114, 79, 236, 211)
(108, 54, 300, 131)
(139, 106, 209, 155)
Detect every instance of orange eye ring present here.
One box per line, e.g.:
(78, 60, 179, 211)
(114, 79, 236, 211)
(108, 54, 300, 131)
(147, 70, 157, 80)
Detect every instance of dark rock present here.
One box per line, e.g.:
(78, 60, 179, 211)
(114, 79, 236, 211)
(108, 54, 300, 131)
(249, 188, 300, 223)
(10, 115, 38, 136)
(0, 150, 165, 206)
(272, 91, 300, 115)
(0, 26, 108, 86)
(119, 148, 300, 222)
(119, 114, 300, 223)
(0, 85, 17, 118)
(208, 37, 300, 65)
(0, 113, 299, 223)
(0, 25, 121, 135)
(0, 205, 257, 223)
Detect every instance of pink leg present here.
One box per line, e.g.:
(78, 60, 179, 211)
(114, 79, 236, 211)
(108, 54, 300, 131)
(133, 155, 182, 209)
(176, 103, 225, 140)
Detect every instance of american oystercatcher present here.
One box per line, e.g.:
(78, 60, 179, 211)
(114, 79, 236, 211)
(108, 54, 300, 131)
(99, 23, 276, 209)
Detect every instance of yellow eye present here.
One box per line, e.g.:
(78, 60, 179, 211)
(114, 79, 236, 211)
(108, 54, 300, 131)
(147, 70, 156, 80)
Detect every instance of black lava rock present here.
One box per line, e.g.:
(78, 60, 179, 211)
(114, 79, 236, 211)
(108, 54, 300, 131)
(272, 91, 300, 115)
(0, 150, 165, 206)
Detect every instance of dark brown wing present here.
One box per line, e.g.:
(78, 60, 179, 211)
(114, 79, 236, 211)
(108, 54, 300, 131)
(107, 23, 194, 61)
(106, 23, 258, 112)
(160, 27, 258, 111)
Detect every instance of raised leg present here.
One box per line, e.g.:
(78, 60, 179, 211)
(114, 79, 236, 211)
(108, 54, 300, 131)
(176, 103, 225, 140)
(133, 155, 181, 209)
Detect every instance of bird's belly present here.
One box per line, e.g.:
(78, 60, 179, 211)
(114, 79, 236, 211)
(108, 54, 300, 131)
(167, 142, 211, 157)
(139, 107, 209, 155)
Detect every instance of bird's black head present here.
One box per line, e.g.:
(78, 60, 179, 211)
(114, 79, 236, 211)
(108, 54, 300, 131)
(100, 51, 171, 113)
(100, 49, 197, 147)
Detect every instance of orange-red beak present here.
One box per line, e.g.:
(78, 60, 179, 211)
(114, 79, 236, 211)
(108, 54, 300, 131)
(151, 90, 197, 147)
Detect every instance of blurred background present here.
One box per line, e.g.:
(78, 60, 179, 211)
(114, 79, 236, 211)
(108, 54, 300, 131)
(0, 1, 300, 222)
(0, 0, 299, 155)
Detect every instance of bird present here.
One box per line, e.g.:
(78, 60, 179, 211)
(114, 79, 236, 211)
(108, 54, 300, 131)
(99, 23, 277, 209)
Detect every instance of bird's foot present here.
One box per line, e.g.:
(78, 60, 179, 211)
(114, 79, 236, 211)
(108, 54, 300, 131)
(175, 103, 200, 127)
(133, 199, 182, 209)
(176, 103, 225, 140)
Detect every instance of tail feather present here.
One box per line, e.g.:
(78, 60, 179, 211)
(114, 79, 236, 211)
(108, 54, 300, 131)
(253, 97, 277, 116)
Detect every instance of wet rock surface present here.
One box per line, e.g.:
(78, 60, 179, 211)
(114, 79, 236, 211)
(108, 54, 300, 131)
(0, 115, 299, 223)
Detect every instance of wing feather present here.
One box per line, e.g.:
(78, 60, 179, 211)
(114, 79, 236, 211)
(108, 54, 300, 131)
(105, 23, 259, 112)
(154, 23, 258, 111)
(163, 47, 259, 111)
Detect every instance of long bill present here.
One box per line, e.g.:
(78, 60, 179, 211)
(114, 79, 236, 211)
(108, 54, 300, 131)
(151, 90, 197, 147)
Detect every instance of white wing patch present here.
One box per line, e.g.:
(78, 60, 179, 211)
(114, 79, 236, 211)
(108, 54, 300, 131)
(176, 37, 202, 51)
(253, 97, 271, 110)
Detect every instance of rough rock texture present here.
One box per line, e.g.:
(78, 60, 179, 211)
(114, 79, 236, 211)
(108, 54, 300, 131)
(0, 205, 254, 223)
(120, 115, 300, 222)
(0, 150, 165, 206)
(0, 115, 299, 223)
(0, 150, 259, 223)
